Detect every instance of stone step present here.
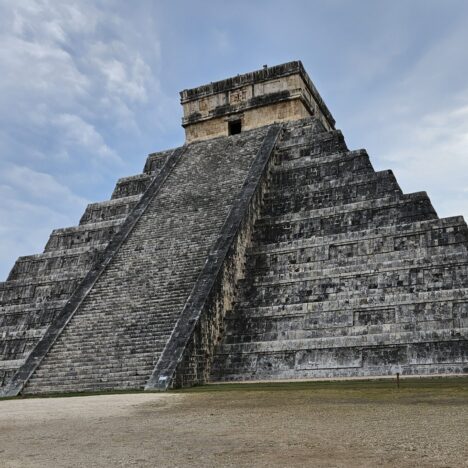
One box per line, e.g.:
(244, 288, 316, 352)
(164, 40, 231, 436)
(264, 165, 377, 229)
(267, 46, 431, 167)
(211, 363, 468, 383)
(56, 317, 179, 332)
(143, 148, 175, 174)
(1, 326, 47, 340)
(211, 347, 467, 382)
(244, 250, 468, 285)
(6, 246, 105, 282)
(0, 338, 37, 363)
(54, 316, 177, 330)
(248, 244, 468, 279)
(29, 371, 158, 389)
(32, 359, 155, 374)
(278, 118, 327, 139)
(111, 173, 152, 199)
(0, 299, 67, 317)
(45, 346, 167, 360)
(27, 377, 151, 392)
(270, 150, 374, 188)
(48, 332, 173, 348)
(25, 372, 152, 389)
(24, 383, 146, 394)
(32, 360, 155, 371)
(0, 303, 66, 352)
(29, 369, 155, 385)
(36, 364, 161, 379)
(263, 170, 402, 216)
(267, 169, 398, 197)
(66, 305, 188, 321)
(216, 327, 468, 355)
(64, 306, 188, 322)
(0, 277, 82, 306)
(27, 376, 153, 391)
(226, 300, 468, 334)
(275, 129, 347, 155)
(254, 192, 437, 244)
(4, 270, 88, 290)
(44, 219, 124, 252)
(274, 146, 366, 170)
(79, 194, 141, 224)
(259, 192, 434, 225)
(249, 216, 468, 256)
(52, 333, 173, 345)
(223, 319, 461, 344)
(34, 351, 160, 369)
(0, 358, 26, 370)
(234, 288, 468, 317)
(65, 292, 192, 315)
(237, 261, 468, 307)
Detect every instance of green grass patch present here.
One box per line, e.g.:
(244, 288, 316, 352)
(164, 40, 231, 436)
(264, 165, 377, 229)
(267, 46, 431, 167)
(173, 376, 468, 394)
(171, 376, 468, 405)
(2, 376, 466, 402)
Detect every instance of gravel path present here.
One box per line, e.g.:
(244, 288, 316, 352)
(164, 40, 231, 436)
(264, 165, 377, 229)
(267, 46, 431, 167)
(0, 379, 467, 467)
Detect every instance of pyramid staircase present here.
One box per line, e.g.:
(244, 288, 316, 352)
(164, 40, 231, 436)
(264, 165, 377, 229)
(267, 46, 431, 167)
(0, 148, 173, 390)
(0, 126, 281, 395)
(211, 118, 468, 381)
(1, 116, 467, 395)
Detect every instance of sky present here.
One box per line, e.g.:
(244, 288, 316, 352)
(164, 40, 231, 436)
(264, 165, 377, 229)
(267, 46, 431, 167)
(1, 0, 468, 279)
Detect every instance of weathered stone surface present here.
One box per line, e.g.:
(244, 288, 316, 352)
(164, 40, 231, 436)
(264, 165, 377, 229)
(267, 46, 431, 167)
(181, 61, 335, 143)
(0, 148, 171, 391)
(211, 118, 468, 382)
(1, 62, 467, 395)
(20, 127, 269, 394)
(146, 125, 282, 390)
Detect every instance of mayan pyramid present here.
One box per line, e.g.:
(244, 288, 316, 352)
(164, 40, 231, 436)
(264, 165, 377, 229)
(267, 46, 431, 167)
(1, 61, 466, 396)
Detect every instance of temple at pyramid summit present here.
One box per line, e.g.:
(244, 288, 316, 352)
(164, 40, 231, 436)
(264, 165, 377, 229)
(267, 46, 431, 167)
(0, 61, 467, 396)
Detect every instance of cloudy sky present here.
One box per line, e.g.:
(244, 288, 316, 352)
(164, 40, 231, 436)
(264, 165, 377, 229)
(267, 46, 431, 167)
(1, 0, 468, 279)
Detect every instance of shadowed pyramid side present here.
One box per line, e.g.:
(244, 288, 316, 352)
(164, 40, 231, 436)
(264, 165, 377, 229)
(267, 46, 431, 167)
(211, 118, 468, 382)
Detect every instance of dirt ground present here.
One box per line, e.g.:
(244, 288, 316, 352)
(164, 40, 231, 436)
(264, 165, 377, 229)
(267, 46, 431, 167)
(0, 378, 467, 468)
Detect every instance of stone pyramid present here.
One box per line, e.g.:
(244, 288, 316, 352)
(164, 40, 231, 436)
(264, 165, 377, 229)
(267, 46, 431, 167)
(0, 62, 466, 396)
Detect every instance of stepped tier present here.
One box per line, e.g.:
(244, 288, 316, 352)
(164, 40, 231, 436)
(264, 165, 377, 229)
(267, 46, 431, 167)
(210, 118, 468, 382)
(263, 170, 402, 216)
(80, 195, 141, 224)
(253, 193, 438, 243)
(111, 174, 151, 199)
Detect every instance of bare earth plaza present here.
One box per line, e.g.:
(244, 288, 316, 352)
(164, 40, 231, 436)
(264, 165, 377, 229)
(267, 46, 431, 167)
(1, 379, 467, 467)
(0, 61, 467, 467)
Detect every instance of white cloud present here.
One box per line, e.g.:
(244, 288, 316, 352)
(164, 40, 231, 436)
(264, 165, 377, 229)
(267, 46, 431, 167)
(52, 113, 121, 163)
(1, 164, 90, 206)
(212, 29, 232, 53)
(89, 42, 151, 103)
(0, 164, 90, 278)
(340, 16, 468, 223)
(0, 0, 166, 279)
(377, 99, 468, 218)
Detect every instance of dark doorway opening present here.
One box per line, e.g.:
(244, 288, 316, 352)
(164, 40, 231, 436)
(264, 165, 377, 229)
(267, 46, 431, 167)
(228, 120, 242, 135)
